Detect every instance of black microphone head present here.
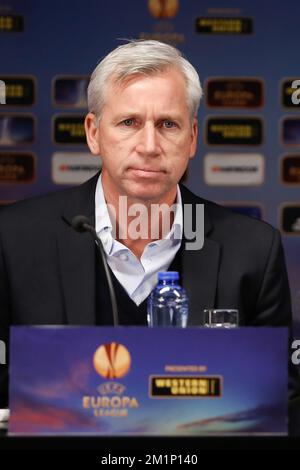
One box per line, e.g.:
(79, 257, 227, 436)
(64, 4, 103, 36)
(71, 215, 91, 233)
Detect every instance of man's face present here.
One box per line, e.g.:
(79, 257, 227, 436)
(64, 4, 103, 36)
(85, 68, 198, 203)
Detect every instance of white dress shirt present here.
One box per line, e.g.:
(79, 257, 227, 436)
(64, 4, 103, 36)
(95, 174, 183, 306)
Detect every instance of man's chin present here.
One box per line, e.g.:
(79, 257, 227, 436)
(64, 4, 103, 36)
(124, 184, 169, 202)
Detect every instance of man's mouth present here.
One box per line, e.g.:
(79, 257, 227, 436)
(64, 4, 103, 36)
(128, 168, 165, 177)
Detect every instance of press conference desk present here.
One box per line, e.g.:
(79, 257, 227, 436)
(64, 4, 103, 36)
(1, 400, 299, 453)
(3, 327, 300, 453)
(1, 399, 300, 452)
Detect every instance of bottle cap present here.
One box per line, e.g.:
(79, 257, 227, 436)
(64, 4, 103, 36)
(158, 271, 179, 281)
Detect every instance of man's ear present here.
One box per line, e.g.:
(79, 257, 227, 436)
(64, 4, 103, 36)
(189, 117, 198, 159)
(85, 112, 101, 155)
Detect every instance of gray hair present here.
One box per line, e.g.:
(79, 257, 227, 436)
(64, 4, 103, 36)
(87, 40, 202, 123)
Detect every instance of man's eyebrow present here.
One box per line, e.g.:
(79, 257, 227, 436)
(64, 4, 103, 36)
(157, 114, 183, 123)
(113, 112, 142, 121)
(112, 112, 184, 122)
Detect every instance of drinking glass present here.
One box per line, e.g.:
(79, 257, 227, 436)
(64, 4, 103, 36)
(203, 309, 239, 328)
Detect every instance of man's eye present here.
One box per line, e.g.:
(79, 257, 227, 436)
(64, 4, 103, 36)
(163, 120, 176, 128)
(122, 119, 134, 126)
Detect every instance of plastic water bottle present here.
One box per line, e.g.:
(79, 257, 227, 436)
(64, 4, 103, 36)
(147, 271, 189, 327)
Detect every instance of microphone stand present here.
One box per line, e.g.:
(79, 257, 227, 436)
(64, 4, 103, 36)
(71, 215, 119, 326)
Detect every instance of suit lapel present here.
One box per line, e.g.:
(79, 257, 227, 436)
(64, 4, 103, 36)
(57, 173, 100, 325)
(56, 176, 220, 326)
(182, 238, 220, 326)
(180, 184, 221, 326)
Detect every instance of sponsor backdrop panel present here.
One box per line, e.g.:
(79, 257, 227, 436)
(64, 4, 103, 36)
(0, 0, 299, 324)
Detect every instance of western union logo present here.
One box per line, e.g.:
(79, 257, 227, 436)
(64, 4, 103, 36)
(206, 117, 263, 145)
(196, 17, 252, 34)
(150, 376, 222, 398)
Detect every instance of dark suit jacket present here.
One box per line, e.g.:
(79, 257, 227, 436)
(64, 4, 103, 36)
(0, 172, 299, 406)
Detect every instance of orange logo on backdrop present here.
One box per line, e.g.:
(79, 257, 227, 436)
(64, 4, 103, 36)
(148, 0, 179, 19)
(93, 343, 131, 379)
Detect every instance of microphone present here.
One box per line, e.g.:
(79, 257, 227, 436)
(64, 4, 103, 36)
(71, 215, 119, 326)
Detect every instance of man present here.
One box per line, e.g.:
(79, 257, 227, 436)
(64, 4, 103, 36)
(0, 40, 299, 407)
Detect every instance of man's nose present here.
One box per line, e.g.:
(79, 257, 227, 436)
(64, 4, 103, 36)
(136, 123, 160, 156)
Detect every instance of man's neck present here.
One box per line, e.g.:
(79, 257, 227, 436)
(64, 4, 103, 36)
(102, 184, 177, 259)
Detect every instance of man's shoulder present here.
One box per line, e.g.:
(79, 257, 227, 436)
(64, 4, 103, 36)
(0, 173, 98, 230)
(0, 186, 74, 222)
(180, 184, 277, 242)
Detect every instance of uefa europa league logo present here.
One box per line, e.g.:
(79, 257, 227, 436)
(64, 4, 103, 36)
(93, 342, 131, 379)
